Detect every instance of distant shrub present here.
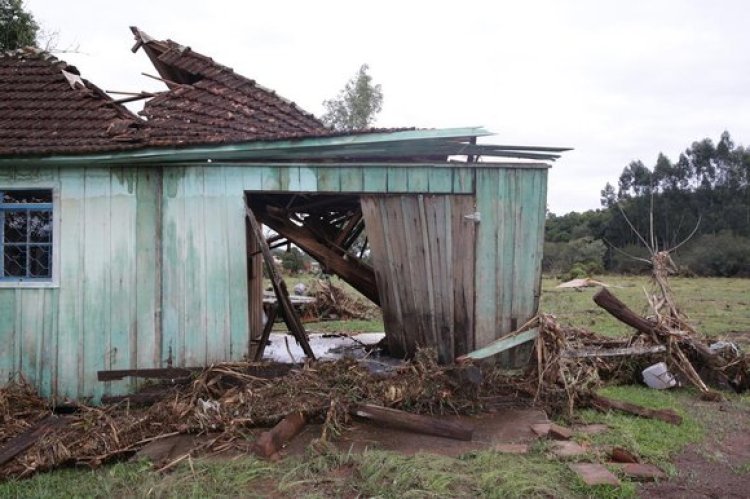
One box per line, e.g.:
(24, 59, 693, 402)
(608, 244, 652, 274)
(679, 232, 750, 277)
(543, 237, 606, 278)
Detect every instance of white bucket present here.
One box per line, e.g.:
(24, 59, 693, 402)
(642, 362, 677, 389)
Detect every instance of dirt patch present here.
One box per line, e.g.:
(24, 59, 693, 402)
(261, 408, 548, 459)
(641, 403, 750, 498)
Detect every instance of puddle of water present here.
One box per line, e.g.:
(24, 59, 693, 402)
(261, 332, 404, 376)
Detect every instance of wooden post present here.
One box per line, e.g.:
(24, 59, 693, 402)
(245, 207, 315, 360)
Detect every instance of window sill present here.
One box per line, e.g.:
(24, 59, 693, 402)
(0, 280, 59, 289)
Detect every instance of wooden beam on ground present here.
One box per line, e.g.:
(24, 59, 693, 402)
(246, 206, 315, 359)
(351, 404, 474, 441)
(0, 416, 68, 466)
(589, 393, 683, 425)
(252, 411, 307, 459)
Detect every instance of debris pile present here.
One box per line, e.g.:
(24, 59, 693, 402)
(0, 378, 48, 445)
(307, 278, 378, 321)
(0, 351, 496, 479)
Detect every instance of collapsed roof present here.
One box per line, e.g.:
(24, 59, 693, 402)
(131, 27, 332, 146)
(0, 47, 145, 155)
(0, 28, 570, 161)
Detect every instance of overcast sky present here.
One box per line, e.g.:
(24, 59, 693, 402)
(26, 0, 750, 214)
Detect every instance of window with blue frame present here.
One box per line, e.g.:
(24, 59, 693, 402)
(0, 190, 53, 281)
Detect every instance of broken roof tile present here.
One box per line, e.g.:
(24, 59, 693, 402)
(0, 47, 147, 156)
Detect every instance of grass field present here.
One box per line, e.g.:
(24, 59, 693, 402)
(3, 275, 749, 497)
(540, 275, 750, 338)
(286, 274, 750, 339)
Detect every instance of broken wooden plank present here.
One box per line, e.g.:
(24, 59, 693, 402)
(561, 345, 666, 359)
(569, 463, 620, 486)
(456, 328, 538, 361)
(98, 367, 194, 382)
(246, 206, 315, 360)
(589, 393, 683, 425)
(257, 209, 380, 304)
(0, 415, 67, 466)
(351, 404, 474, 441)
(98, 363, 295, 382)
(251, 411, 307, 459)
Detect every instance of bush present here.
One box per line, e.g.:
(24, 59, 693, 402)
(608, 244, 652, 274)
(543, 237, 606, 278)
(679, 232, 750, 277)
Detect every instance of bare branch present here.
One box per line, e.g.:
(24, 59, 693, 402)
(616, 202, 654, 254)
(602, 238, 652, 264)
(666, 215, 702, 253)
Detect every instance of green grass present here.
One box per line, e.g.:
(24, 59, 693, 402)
(1, 448, 635, 498)
(540, 275, 750, 338)
(573, 386, 704, 473)
(0, 458, 276, 498)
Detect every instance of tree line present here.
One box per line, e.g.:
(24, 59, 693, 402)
(545, 131, 750, 277)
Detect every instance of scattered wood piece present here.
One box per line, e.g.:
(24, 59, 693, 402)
(561, 345, 666, 359)
(550, 441, 589, 458)
(0, 415, 67, 466)
(548, 423, 573, 440)
(246, 206, 315, 359)
(556, 277, 611, 289)
(569, 463, 620, 486)
(252, 411, 307, 459)
(589, 393, 683, 425)
(457, 326, 538, 361)
(615, 463, 666, 482)
(98, 363, 295, 382)
(530, 423, 551, 437)
(611, 447, 639, 463)
(351, 404, 473, 441)
(98, 368, 194, 382)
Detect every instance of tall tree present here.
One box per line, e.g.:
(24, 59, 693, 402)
(322, 64, 383, 131)
(0, 0, 38, 51)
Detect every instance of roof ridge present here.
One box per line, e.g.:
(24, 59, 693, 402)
(131, 26, 326, 126)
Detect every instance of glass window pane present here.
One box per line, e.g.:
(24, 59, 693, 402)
(29, 211, 52, 243)
(3, 211, 27, 243)
(28, 245, 51, 278)
(4, 245, 27, 277)
(2, 190, 52, 204)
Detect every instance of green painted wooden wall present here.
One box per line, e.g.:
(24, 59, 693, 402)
(0, 162, 546, 400)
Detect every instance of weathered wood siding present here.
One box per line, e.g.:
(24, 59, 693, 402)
(474, 168, 547, 366)
(0, 166, 161, 402)
(362, 195, 476, 362)
(361, 168, 547, 364)
(0, 162, 545, 399)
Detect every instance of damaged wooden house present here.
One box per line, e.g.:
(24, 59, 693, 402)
(0, 27, 568, 402)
